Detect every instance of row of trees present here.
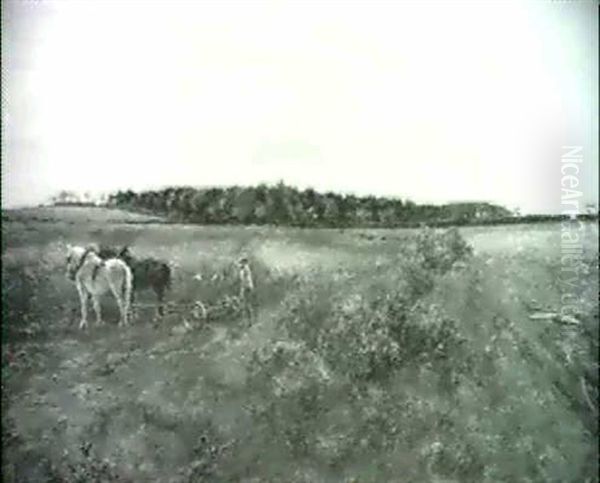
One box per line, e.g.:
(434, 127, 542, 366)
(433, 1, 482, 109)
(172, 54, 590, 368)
(105, 183, 513, 227)
(49, 190, 107, 207)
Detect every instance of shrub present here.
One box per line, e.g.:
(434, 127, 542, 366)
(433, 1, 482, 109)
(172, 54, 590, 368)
(276, 228, 474, 383)
(245, 228, 477, 463)
(413, 226, 473, 273)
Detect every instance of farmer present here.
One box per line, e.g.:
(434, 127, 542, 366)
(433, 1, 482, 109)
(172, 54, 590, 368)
(238, 257, 256, 323)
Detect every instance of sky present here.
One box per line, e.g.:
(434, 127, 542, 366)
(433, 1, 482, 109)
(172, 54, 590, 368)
(2, 0, 598, 213)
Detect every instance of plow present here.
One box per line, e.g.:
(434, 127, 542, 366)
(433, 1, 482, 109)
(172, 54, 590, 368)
(133, 294, 248, 323)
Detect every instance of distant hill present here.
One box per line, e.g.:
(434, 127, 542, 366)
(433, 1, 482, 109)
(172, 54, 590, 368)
(104, 183, 519, 228)
(47, 190, 108, 207)
(2, 206, 164, 224)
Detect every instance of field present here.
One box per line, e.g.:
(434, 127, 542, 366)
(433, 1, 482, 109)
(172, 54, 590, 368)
(2, 207, 598, 482)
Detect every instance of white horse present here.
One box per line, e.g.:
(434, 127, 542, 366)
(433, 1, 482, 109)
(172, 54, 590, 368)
(65, 244, 133, 329)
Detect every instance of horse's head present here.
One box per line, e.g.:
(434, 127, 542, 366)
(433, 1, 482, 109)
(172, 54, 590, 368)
(97, 245, 119, 260)
(118, 245, 134, 264)
(65, 244, 86, 281)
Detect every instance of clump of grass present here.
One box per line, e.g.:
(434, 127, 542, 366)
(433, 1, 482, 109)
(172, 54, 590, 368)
(2, 266, 38, 330)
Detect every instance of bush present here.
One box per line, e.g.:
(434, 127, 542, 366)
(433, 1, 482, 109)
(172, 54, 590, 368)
(275, 228, 474, 383)
(245, 228, 477, 465)
(414, 226, 473, 273)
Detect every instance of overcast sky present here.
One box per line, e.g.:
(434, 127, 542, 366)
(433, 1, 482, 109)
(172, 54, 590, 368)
(2, 0, 598, 213)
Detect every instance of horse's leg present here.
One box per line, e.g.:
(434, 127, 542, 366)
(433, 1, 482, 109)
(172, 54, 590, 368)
(124, 275, 133, 326)
(108, 280, 127, 327)
(92, 295, 103, 326)
(125, 287, 136, 320)
(77, 283, 89, 329)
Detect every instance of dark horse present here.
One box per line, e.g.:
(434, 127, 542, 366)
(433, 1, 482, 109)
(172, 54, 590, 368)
(98, 245, 172, 316)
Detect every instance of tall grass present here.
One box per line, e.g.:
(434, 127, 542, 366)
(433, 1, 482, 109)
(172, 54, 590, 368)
(244, 227, 598, 482)
(2, 218, 597, 481)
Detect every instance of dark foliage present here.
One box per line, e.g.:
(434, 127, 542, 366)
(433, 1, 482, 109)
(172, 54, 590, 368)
(105, 183, 516, 227)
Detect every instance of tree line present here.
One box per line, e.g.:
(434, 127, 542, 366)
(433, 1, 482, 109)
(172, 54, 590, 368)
(104, 183, 517, 227)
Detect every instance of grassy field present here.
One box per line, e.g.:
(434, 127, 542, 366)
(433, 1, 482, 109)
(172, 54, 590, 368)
(2, 207, 598, 482)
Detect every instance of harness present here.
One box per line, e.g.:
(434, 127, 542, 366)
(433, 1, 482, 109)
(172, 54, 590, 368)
(73, 247, 104, 281)
(92, 261, 104, 282)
